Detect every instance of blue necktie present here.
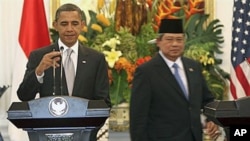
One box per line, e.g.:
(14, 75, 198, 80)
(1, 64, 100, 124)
(172, 63, 188, 99)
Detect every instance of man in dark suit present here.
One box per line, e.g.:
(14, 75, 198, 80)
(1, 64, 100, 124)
(129, 19, 221, 141)
(17, 3, 111, 141)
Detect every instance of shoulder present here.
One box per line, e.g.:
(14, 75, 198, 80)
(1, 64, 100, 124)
(182, 57, 201, 65)
(135, 54, 165, 76)
(182, 57, 203, 71)
(78, 44, 106, 65)
(29, 44, 54, 58)
(138, 53, 165, 69)
(79, 44, 104, 56)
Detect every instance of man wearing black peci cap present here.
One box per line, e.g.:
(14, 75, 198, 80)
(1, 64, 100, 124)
(130, 19, 222, 141)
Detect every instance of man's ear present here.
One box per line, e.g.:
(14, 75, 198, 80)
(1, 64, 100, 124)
(81, 21, 85, 29)
(52, 21, 57, 30)
(156, 37, 161, 43)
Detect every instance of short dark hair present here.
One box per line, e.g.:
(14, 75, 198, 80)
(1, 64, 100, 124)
(54, 3, 84, 21)
(157, 33, 186, 40)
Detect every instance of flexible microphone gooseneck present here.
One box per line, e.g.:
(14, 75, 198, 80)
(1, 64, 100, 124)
(60, 46, 64, 96)
(52, 49, 56, 95)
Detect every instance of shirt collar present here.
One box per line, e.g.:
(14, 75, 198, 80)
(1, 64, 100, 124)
(159, 51, 184, 70)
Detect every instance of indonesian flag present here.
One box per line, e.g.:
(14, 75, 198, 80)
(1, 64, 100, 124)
(19, 0, 51, 57)
(9, 0, 50, 140)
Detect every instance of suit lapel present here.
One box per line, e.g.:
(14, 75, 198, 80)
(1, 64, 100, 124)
(182, 58, 196, 101)
(154, 55, 186, 98)
(72, 44, 88, 95)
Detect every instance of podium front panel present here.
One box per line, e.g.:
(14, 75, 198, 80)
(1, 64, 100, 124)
(7, 96, 110, 141)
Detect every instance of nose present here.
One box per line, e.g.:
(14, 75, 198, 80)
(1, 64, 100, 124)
(65, 24, 74, 31)
(172, 39, 179, 46)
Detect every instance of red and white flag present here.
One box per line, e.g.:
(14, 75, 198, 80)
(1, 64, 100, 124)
(9, 0, 50, 140)
(11, 0, 50, 105)
(19, 0, 51, 57)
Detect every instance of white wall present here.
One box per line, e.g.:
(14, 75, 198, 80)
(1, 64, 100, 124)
(215, 0, 234, 75)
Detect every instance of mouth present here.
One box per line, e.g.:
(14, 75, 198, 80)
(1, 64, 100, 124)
(65, 34, 75, 37)
(64, 34, 76, 40)
(170, 49, 180, 52)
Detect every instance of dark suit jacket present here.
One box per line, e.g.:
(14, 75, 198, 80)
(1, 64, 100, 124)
(17, 42, 111, 141)
(130, 53, 214, 141)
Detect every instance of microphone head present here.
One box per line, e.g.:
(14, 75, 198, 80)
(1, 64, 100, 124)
(60, 46, 64, 52)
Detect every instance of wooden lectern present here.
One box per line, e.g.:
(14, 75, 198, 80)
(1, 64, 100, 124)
(7, 96, 110, 141)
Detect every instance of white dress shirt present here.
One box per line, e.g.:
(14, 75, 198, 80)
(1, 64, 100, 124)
(36, 39, 79, 83)
(159, 51, 189, 95)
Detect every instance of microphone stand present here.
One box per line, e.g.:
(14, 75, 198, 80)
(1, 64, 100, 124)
(52, 49, 56, 95)
(60, 47, 64, 96)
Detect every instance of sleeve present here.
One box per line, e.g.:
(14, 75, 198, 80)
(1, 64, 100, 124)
(17, 51, 42, 101)
(130, 66, 151, 141)
(94, 53, 111, 108)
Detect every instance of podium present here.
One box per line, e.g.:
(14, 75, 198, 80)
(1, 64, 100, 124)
(7, 96, 110, 141)
(204, 96, 250, 126)
(204, 96, 250, 140)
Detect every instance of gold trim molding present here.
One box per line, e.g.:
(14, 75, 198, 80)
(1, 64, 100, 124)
(50, 0, 60, 24)
(205, 0, 215, 23)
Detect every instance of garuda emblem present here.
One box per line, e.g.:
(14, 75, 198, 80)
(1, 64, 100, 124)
(49, 97, 69, 117)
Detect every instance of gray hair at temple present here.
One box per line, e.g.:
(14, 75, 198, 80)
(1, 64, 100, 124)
(54, 3, 84, 22)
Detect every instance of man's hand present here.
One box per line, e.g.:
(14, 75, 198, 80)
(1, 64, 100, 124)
(35, 51, 61, 76)
(204, 121, 222, 140)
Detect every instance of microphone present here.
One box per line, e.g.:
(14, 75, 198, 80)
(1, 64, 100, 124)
(60, 46, 64, 95)
(52, 49, 56, 95)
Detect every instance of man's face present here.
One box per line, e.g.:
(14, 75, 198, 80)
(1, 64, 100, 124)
(156, 33, 185, 61)
(53, 11, 84, 47)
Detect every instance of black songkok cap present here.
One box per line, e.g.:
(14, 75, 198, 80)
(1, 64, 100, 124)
(158, 19, 184, 33)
